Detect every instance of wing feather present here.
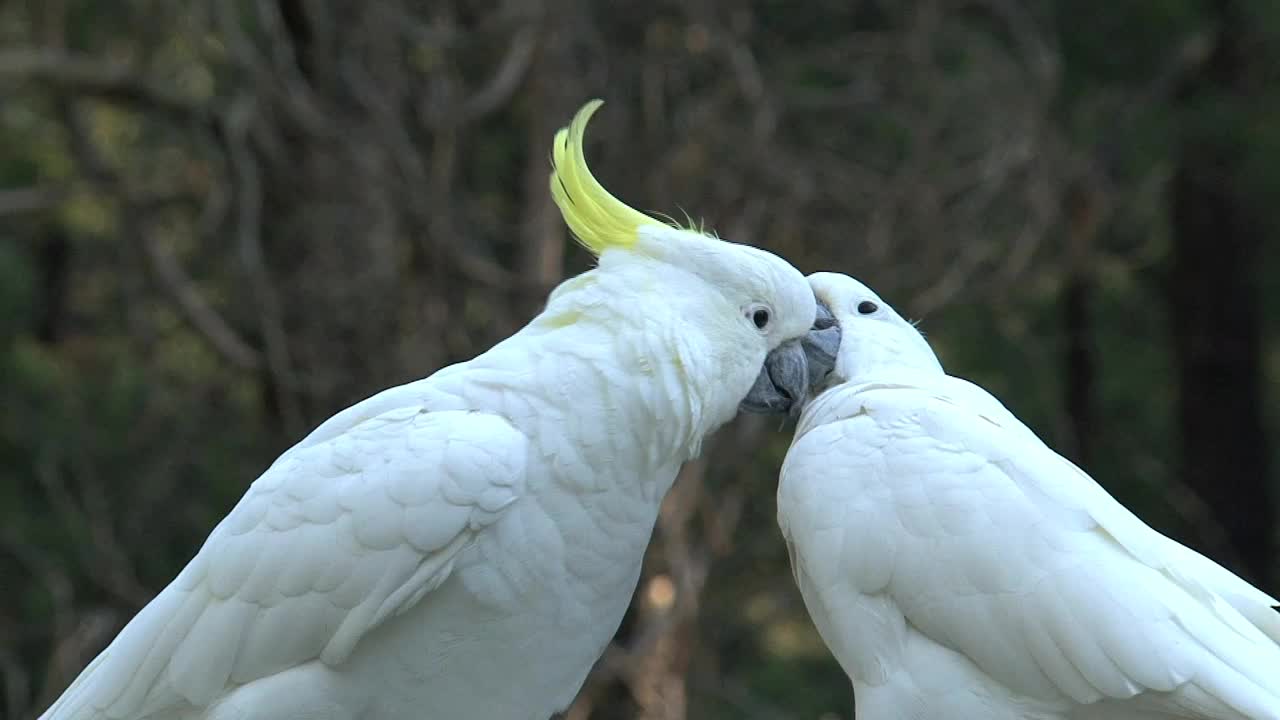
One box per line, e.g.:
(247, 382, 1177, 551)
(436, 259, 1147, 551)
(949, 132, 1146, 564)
(782, 378, 1280, 719)
(43, 406, 527, 720)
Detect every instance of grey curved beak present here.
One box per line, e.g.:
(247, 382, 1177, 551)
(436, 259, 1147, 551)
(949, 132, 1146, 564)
(740, 302, 841, 415)
(740, 339, 808, 414)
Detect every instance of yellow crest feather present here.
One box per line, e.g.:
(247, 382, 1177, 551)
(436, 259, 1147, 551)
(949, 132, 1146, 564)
(550, 100, 664, 255)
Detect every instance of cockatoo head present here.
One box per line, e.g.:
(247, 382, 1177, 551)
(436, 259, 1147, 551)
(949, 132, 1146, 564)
(804, 272, 943, 391)
(548, 100, 837, 423)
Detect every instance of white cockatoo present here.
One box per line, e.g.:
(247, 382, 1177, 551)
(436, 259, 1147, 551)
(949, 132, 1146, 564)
(775, 271, 1280, 720)
(39, 101, 834, 720)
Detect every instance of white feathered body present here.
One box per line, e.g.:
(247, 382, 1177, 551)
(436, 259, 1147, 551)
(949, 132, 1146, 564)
(40, 97, 822, 720)
(42, 258, 756, 720)
(779, 372, 1280, 720)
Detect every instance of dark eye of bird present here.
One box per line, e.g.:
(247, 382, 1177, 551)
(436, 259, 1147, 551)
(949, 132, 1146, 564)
(753, 308, 770, 329)
(857, 301, 879, 315)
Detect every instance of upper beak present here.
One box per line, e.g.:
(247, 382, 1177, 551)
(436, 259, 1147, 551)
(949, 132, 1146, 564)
(739, 301, 842, 415)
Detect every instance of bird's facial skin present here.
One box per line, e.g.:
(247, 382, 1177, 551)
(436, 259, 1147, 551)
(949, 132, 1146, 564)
(739, 300, 842, 415)
(805, 271, 943, 388)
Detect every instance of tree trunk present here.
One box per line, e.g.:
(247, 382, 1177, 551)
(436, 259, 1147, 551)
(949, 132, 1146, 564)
(1168, 0, 1273, 586)
(34, 230, 71, 345)
(519, 21, 574, 312)
(1061, 180, 1102, 467)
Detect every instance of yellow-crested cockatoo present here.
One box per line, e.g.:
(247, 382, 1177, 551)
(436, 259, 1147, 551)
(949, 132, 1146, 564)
(777, 272, 1280, 720)
(38, 101, 836, 720)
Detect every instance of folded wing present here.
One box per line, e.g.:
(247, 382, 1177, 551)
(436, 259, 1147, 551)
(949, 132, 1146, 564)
(42, 406, 527, 720)
(781, 379, 1280, 720)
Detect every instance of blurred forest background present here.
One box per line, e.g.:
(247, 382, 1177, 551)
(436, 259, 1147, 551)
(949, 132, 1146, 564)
(2, 0, 1279, 718)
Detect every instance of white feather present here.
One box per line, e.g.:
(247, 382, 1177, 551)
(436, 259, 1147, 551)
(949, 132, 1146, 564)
(781, 272, 1280, 720)
(42, 208, 820, 720)
(44, 408, 525, 720)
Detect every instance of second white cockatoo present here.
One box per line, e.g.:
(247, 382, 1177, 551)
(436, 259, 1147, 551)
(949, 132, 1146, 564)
(776, 271, 1280, 720)
(37, 101, 837, 720)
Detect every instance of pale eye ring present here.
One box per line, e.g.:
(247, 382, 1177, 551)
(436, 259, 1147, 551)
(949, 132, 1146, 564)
(746, 304, 772, 331)
(857, 300, 879, 315)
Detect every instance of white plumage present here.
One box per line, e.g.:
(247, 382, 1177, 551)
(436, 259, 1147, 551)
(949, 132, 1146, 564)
(778, 272, 1280, 720)
(47, 408, 527, 719)
(39, 102, 819, 720)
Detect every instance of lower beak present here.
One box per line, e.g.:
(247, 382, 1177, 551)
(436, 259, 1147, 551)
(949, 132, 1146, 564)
(739, 302, 842, 416)
(739, 339, 809, 415)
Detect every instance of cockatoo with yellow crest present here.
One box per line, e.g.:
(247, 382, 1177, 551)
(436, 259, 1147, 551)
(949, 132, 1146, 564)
(777, 271, 1280, 720)
(38, 100, 837, 720)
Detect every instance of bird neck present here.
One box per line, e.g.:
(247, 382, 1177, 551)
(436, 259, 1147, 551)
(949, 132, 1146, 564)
(462, 269, 740, 497)
(832, 328, 944, 386)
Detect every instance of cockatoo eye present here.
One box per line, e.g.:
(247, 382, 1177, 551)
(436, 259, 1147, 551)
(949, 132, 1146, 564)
(752, 307, 771, 330)
(857, 300, 879, 315)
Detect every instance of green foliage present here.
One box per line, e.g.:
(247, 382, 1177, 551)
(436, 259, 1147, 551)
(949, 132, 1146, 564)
(1056, 0, 1205, 94)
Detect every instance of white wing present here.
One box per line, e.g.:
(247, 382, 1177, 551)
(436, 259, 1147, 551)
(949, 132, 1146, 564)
(780, 376, 1280, 720)
(43, 405, 526, 720)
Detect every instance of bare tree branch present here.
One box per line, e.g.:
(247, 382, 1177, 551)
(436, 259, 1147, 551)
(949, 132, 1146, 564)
(52, 98, 266, 374)
(0, 186, 67, 216)
(0, 49, 212, 128)
(140, 235, 265, 370)
(224, 95, 305, 432)
(456, 25, 540, 124)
